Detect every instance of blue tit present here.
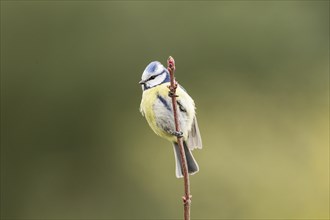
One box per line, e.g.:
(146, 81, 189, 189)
(139, 61, 202, 178)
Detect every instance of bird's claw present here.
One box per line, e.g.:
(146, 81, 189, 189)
(170, 130, 183, 138)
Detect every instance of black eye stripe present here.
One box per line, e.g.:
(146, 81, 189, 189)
(147, 70, 166, 81)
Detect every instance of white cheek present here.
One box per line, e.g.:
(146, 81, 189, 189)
(147, 73, 166, 87)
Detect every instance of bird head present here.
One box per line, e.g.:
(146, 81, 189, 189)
(139, 61, 170, 90)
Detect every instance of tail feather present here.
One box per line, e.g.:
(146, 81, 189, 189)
(173, 142, 199, 178)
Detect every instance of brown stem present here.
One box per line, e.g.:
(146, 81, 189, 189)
(167, 56, 191, 220)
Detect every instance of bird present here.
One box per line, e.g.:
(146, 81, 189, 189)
(139, 61, 202, 178)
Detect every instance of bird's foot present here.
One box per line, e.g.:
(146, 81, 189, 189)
(170, 130, 183, 138)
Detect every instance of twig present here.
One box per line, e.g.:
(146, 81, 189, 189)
(167, 56, 191, 220)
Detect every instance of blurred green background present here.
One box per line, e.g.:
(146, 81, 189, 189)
(1, 1, 329, 219)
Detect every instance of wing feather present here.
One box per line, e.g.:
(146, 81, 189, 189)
(186, 116, 202, 150)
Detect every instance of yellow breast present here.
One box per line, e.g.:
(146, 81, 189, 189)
(140, 82, 195, 142)
(140, 83, 170, 140)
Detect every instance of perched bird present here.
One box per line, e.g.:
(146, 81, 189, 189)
(139, 61, 202, 178)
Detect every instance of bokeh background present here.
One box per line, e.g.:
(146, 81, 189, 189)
(1, 1, 329, 219)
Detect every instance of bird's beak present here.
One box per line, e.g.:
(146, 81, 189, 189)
(139, 79, 146, 85)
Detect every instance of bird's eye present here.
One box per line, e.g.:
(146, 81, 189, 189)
(149, 75, 156, 80)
